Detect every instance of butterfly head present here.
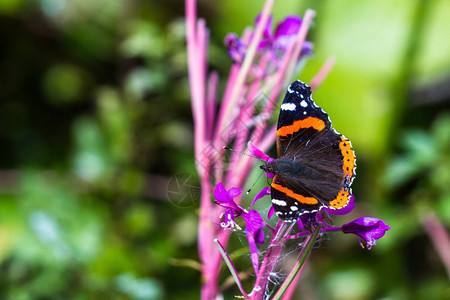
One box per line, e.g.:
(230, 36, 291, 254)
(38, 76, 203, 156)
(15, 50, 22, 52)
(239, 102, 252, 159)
(260, 160, 276, 174)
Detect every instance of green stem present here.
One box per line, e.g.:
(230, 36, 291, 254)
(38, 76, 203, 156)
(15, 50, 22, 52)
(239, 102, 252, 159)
(214, 239, 249, 298)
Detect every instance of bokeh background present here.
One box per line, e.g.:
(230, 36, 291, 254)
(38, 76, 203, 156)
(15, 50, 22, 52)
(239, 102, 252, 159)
(0, 0, 449, 299)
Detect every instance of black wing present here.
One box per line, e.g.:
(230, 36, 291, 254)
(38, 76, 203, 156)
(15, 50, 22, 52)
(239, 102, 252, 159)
(276, 80, 331, 158)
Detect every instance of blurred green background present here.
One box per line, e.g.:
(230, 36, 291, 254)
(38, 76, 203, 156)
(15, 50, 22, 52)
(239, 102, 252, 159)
(0, 0, 449, 299)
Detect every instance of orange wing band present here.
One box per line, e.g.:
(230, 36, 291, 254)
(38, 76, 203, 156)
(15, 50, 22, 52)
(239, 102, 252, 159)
(339, 136, 356, 176)
(277, 117, 326, 137)
(329, 188, 350, 209)
(271, 182, 319, 204)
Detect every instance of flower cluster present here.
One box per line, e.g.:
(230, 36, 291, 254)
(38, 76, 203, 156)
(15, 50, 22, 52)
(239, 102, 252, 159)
(215, 182, 266, 273)
(225, 14, 313, 69)
(213, 144, 390, 298)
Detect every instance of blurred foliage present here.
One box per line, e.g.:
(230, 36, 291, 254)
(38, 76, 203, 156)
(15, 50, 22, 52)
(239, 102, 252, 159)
(0, 0, 449, 299)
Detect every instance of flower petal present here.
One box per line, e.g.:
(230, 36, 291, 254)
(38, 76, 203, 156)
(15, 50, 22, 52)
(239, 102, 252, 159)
(273, 15, 302, 50)
(265, 171, 275, 179)
(297, 218, 304, 231)
(247, 233, 260, 273)
(247, 141, 272, 161)
(254, 13, 273, 42)
(342, 217, 391, 250)
(214, 182, 228, 202)
(214, 183, 244, 212)
(224, 33, 246, 64)
(242, 210, 264, 234)
(228, 187, 242, 198)
(242, 210, 266, 273)
(251, 186, 271, 206)
(267, 206, 275, 220)
(247, 142, 275, 178)
(255, 229, 265, 245)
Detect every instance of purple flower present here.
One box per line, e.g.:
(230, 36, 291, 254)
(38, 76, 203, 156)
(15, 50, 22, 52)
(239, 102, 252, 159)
(214, 182, 245, 229)
(256, 14, 302, 51)
(255, 14, 313, 61)
(342, 217, 391, 250)
(214, 183, 266, 272)
(224, 33, 246, 64)
(225, 14, 313, 65)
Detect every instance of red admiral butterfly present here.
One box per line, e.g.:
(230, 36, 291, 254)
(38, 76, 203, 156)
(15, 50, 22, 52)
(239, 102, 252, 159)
(261, 80, 356, 221)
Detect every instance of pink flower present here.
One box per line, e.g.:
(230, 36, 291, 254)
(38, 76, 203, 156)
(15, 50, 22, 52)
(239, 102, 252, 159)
(248, 142, 275, 178)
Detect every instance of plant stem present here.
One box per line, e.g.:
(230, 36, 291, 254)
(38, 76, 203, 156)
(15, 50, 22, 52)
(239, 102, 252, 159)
(214, 239, 249, 298)
(216, 0, 275, 136)
(309, 56, 336, 90)
(250, 221, 295, 300)
(272, 225, 321, 300)
(285, 226, 341, 239)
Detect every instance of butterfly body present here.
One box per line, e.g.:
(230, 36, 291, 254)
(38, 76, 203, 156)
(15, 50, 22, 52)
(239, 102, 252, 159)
(267, 80, 356, 221)
(262, 159, 323, 180)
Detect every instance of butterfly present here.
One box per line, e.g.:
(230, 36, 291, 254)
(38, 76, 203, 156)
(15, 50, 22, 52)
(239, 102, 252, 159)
(261, 80, 356, 221)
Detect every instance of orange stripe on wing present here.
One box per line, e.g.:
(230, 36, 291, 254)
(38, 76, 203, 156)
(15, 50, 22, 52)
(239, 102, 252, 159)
(329, 188, 350, 209)
(277, 117, 326, 137)
(339, 136, 356, 176)
(271, 182, 319, 205)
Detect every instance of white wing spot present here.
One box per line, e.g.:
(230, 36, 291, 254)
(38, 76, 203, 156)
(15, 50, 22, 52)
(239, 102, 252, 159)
(300, 100, 308, 107)
(272, 199, 287, 206)
(290, 206, 298, 211)
(287, 86, 294, 93)
(303, 111, 307, 115)
(281, 103, 296, 111)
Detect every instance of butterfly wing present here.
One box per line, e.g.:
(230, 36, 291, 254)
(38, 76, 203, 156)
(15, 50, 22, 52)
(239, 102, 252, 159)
(276, 80, 331, 158)
(271, 173, 324, 220)
(270, 80, 356, 221)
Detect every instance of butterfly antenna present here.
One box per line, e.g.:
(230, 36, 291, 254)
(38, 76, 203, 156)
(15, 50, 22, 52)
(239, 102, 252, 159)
(246, 170, 266, 194)
(223, 146, 264, 161)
